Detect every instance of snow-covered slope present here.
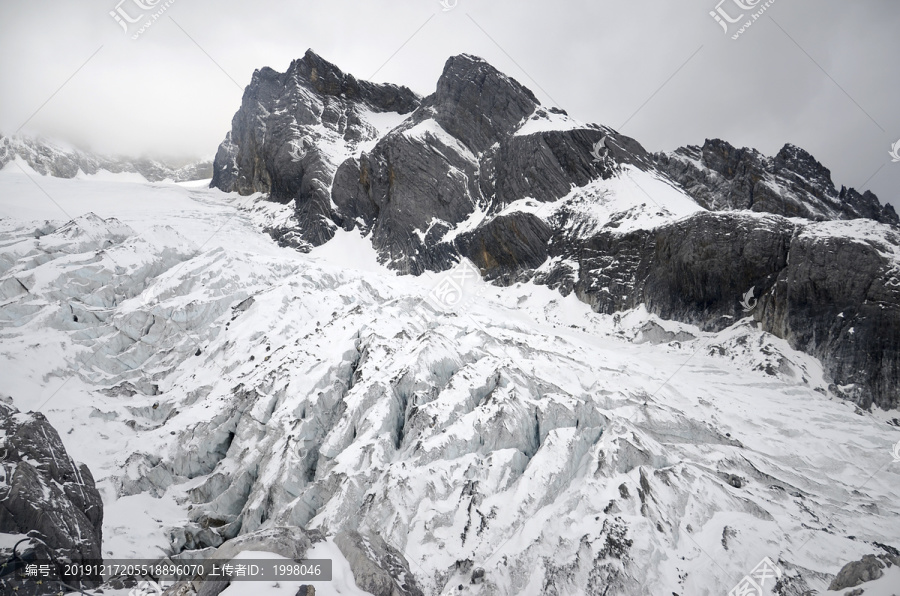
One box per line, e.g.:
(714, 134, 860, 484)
(1, 165, 899, 595)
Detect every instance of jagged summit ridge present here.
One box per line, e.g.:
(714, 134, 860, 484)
(431, 53, 540, 153)
(210, 49, 424, 248)
(210, 50, 900, 410)
(656, 138, 898, 223)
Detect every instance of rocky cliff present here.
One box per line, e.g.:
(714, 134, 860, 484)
(655, 139, 898, 223)
(212, 50, 900, 410)
(211, 49, 421, 248)
(0, 399, 103, 590)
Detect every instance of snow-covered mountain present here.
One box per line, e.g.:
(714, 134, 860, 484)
(1, 156, 899, 595)
(2, 49, 900, 596)
(0, 134, 213, 183)
(211, 50, 900, 412)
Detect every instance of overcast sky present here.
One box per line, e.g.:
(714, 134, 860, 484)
(1, 0, 897, 207)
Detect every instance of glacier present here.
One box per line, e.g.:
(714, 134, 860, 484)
(1, 156, 899, 595)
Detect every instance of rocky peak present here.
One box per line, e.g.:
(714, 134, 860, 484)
(0, 400, 103, 580)
(774, 142, 834, 190)
(658, 138, 898, 224)
(431, 53, 540, 153)
(286, 49, 420, 114)
(290, 49, 353, 97)
(212, 50, 424, 248)
(212, 51, 900, 409)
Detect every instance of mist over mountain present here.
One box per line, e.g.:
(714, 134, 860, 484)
(0, 134, 213, 183)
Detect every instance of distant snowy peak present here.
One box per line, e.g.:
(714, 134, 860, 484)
(656, 138, 898, 224)
(0, 134, 213, 182)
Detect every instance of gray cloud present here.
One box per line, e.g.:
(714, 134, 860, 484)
(0, 0, 896, 206)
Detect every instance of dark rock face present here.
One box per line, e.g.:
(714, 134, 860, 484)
(210, 49, 421, 250)
(212, 50, 900, 409)
(332, 114, 484, 274)
(555, 212, 900, 408)
(459, 211, 553, 283)
(431, 54, 538, 154)
(762, 223, 900, 409)
(481, 127, 624, 207)
(572, 213, 796, 326)
(586, 214, 899, 409)
(0, 400, 103, 565)
(333, 530, 424, 596)
(827, 553, 900, 590)
(0, 135, 212, 182)
(329, 56, 630, 274)
(656, 139, 898, 223)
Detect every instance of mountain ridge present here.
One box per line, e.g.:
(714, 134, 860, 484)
(0, 134, 213, 183)
(210, 49, 900, 411)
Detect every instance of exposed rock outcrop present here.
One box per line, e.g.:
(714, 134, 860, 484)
(0, 399, 103, 574)
(211, 49, 421, 249)
(334, 530, 423, 596)
(655, 139, 898, 223)
(828, 551, 900, 591)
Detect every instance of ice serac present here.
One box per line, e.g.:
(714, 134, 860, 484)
(2, 175, 899, 594)
(210, 49, 421, 250)
(0, 399, 103, 567)
(655, 138, 899, 223)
